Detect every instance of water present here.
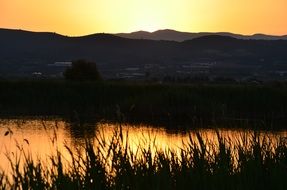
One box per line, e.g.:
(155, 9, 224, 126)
(1, 118, 287, 173)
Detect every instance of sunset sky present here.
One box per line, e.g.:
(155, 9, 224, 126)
(1, 0, 287, 36)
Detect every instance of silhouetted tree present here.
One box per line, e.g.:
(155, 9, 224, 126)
(64, 60, 101, 81)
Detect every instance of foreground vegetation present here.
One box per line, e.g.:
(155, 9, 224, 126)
(1, 80, 287, 129)
(1, 127, 287, 190)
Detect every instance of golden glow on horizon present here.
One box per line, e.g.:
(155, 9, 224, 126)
(1, 0, 287, 36)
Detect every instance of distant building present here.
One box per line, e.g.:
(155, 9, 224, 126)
(48, 62, 72, 67)
(32, 72, 42, 78)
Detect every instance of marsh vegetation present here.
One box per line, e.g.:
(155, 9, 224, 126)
(1, 79, 287, 189)
(0, 121, 287, 190)
(1, 80, 287, 129)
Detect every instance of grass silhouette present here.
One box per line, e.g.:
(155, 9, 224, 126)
(1, 126, 287, 189)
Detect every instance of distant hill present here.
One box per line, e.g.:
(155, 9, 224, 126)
(116, 29, 287, 42)
(1, 28, 287, 80)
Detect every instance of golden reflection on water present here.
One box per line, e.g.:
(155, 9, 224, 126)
(0, 119, 70, 173)
(96, 123, 287, 162)
(0, 118, 287, 172)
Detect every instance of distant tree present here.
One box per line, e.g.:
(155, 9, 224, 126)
(64, 60, 101, 81)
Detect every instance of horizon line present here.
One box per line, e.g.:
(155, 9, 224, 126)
(1, 27, 287, 38)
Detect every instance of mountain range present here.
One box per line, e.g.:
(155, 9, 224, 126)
(115, 29, 287, 42)
(1, 28, 287, 80)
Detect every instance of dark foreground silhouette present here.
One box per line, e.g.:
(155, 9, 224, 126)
(1, 80, 287, 129)
(1, 128, 287, 190)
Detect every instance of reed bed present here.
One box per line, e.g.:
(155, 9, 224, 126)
(1, 80, 287, 129)
(1, 126, 287, 190)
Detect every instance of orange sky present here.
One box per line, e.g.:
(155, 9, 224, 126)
(1, 0, 287, 36)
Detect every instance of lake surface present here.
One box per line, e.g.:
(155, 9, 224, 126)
(1, 118, 287, 173)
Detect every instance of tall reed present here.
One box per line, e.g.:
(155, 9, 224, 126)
(1, 127, 287, 189)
